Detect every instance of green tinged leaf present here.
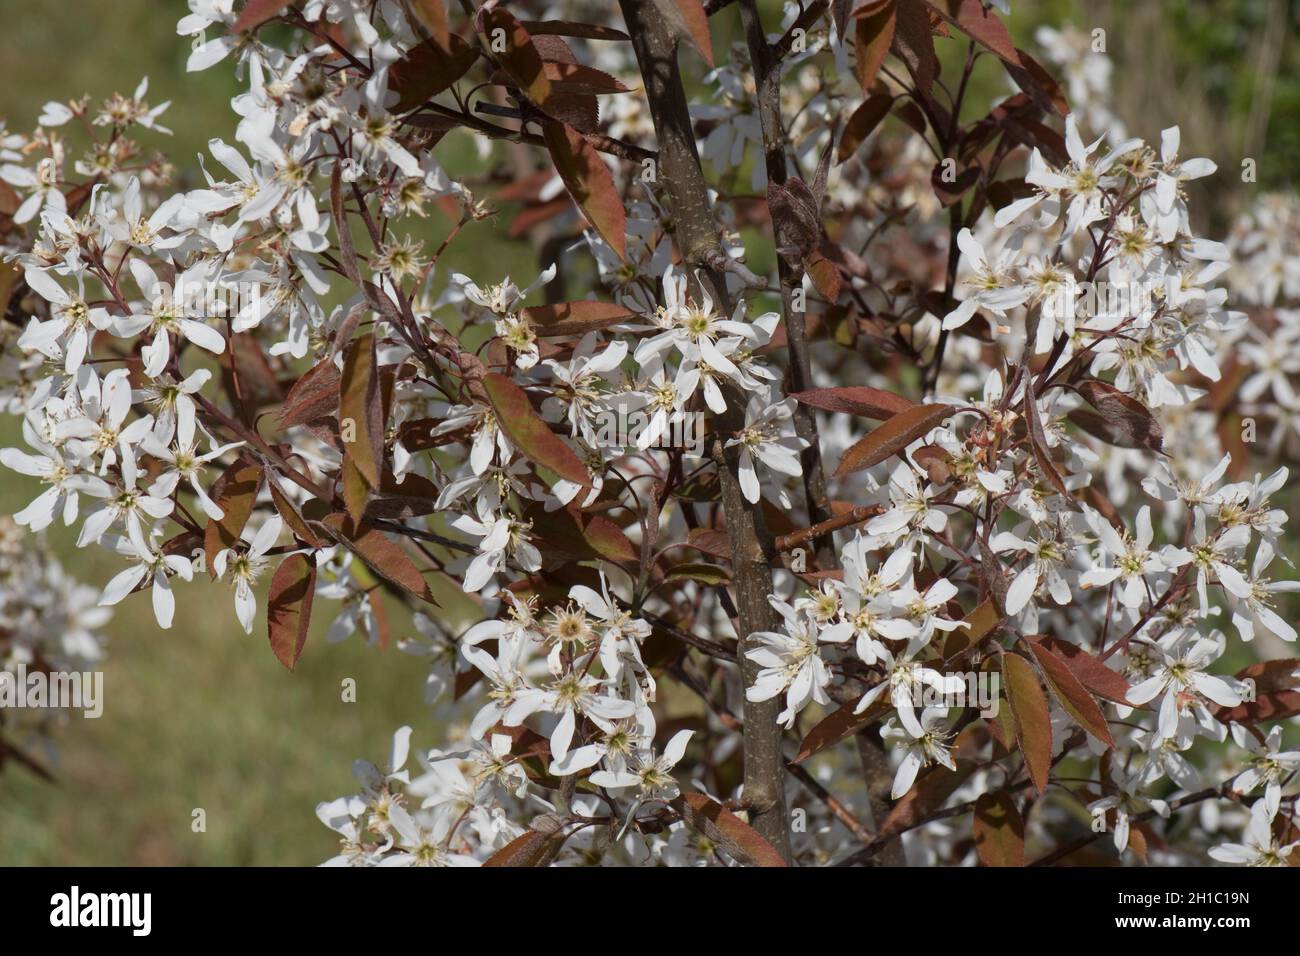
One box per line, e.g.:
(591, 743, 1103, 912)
(973, 791, 1025, 866)
(1002, 652, 1051, 794)
(478, 8, 552, 105)
(340, 332, 384, 489)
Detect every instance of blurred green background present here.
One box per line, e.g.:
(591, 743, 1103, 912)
(0, 0, 1294, 865)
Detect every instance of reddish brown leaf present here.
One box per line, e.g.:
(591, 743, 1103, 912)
(524, 504, 635, 565)
(913, 442, 953, 484)
(203, 455, 263, 575)
(1029, 641, 1114, 747)
(942, 597, 1001, 662)
(805, 251, 843, 302)
(542, 122, 627, 260)
(583, 513, 638, 564)
(320, 514, 437, 604)
(1003, 652, 1051, 794)
(853, 0, 897, 91)
(973, 791, 1025, 866)
(390, 33, 479, 113)
(656, 0, 714, 67)
(482, 829, 560, 867)
(832, 402, 953, 477)
(1214, 659, 1300, 725)
(879, 760, 973, 837)
(269, 480, 321, 548)
(329, 166, 365, 292)
(1029, 635, 1131, 704)
(520, 20, 631, 41)
(686, 527, 731, 560)
(838, 93, 894, 162)
(478, 8, 552, 105)
(408, 0, 450, 46)
(1004, 47, 1069, 117)
(931, 160, 981, 206)
(267, 553, 316, 670)
(794, 695, 893, 763)
(340, 332, 384, 489)
(925, 0, 1016, 60)
(231, 0, 291, 33)
(542, 61, 629, 95)
(671, 793, 787, 866)
(891, 0, 939, 93)
(278, 356, 341, 430)
(521, 300, 638, 338)
(484, 372, 590, 487)
(1075, 380, 1164, 454)
(791, 386, 917, 420)
(1023, 386, 1069, 498)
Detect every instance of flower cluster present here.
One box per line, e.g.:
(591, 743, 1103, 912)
(0, 517, 109, 773)
(0, 0, 1295, 867)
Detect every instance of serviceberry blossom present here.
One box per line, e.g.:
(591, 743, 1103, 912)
(0, 0, 1294, 870)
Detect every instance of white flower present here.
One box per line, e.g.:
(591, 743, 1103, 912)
(18, 268, 113, 374)
(1142, 126, 1216, 243)
(725, 396, 808, 504)
(854, 645, 964, 738)
(115, 260, 227, 376)
(990, 525, 1073, 616)
(1, 422, 110, 531)
(881, 707, 956, 799)
(98, 530, 194, 629)
(450, 503, 541, 594)
(941, 227, 1029, 333)
(1012, 114, 1140, 240)
(453, 265, 555, 317)
(866, 463, 947, 548)
(1160, 512, 1252, 617)
(460, 627, 532, 739)
(1078, 505, 1168, 609)
(141, 432, 242, 521)
(1126, 634, 1243, 742)
(589, 729, 693, 802)
(213, 515, 283, 633)
(543, 332, 627, 439)
(1228, 540, 1300, 643)
(1230, 725, 1300, 808)
(504, 672, 636, 762)
(1208, 794, 1297, 867)
(1088, 767, 1169, 855)
(76, 445, 174, 548)
(747, 597, 851, 728)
